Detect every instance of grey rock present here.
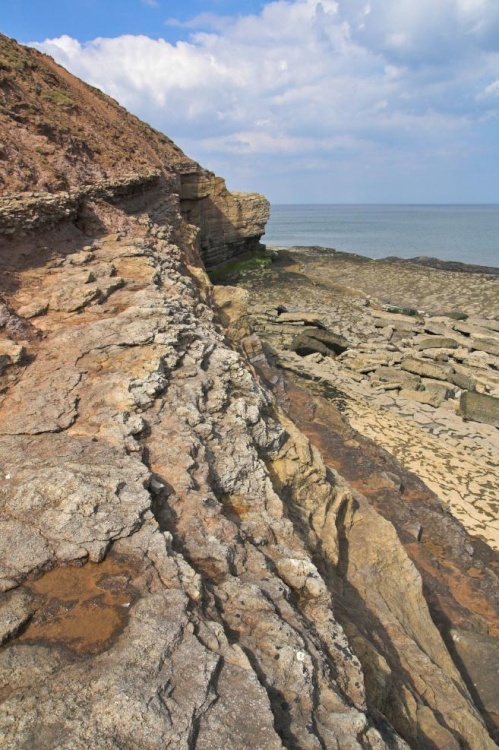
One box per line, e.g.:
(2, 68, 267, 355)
(416, 336, 459, 350)
(468, 318, 499, 334)
(401, 356, 454, 381)
(470, 334, 499, 357)
(301, 326, 350, 354)
(459, 391, 499, 426)
(421, 378, 456, 400)
(0, 435, 151, 585)
(290, 334, 336, 358)
(451, 372, 477, 392)
(374, 366, 422, 389)
(372, 310, 422, 333)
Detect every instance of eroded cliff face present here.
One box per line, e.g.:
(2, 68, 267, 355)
(179, 172, 269, 267)
(0, 34, 496, 750)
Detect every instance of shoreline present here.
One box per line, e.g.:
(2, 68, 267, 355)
(219, 244, 499, 550)
(217, 244, 499, 738)
(264, 203, 499, 268)
(266, 243, 499, 278)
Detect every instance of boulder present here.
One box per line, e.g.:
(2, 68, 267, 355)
(421, 378, 456, 400)
(289, 334, 335, 358)
(460, 351, 496, 370)
(459, 391, 499, 427)
(401, 357, 454, 381)
(470, 334, 499, 357)
(416, 336, 459, 350)
(374, 366, 422, 390)
(468, 318, 499, 334)
(301, 327, 350, 354)
(373, 316, 420, 333)
(451, 372, 477, 392)
(424, 321, 452, 336)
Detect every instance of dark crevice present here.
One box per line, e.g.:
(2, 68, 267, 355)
(186, 655, 224, 750)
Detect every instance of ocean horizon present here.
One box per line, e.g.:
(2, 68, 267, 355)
(264, 204, 499, 268)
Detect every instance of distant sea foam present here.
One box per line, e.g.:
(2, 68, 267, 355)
(264, 205, 499, 269)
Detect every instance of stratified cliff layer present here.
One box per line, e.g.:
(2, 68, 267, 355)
(0, 35, 497, 750)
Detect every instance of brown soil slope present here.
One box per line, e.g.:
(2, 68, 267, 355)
(0, 34, 196, 193)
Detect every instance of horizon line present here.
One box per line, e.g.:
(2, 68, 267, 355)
(268, 202, 499, 206)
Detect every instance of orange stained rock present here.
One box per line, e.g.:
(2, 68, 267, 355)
(19, 554, 141, 655)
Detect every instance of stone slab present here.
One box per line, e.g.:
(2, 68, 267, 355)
(401, 357, 454, 381)
(459, 391, 499, 427)
(416, 336, 459, 350)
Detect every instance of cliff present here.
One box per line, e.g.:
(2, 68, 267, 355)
(0, 34, 269, 265)
(0, 35, 497, 750)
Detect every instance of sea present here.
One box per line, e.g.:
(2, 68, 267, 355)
(264, 205, 499, 269)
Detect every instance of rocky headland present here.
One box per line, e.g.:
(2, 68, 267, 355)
(0, 34, 498, 750)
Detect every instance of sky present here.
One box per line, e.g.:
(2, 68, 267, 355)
(2, 0, 499, 203)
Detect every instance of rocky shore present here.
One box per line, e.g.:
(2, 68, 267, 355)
(215, 244, 499, 742)
(230, 245, 499, 550)
(1, 34, 498, 750)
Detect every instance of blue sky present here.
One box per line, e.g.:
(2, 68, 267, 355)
(3, 0, 499, 203)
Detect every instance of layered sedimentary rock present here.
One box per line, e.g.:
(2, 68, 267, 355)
(0, 35, 497, 750)
(180, 171, 270, 267)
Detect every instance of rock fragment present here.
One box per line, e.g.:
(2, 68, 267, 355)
(401, 356, 454, 381)
(459, 391, 499, 427)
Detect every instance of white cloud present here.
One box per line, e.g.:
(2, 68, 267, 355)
(32, 0, 499, 201)
(336, 0, 499, 63)
(477, 78, 499, 98)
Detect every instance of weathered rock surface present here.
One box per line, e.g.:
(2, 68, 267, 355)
(459, 390, 499, 427)
(221, 245, 499, 745)
(0, 209, 424, 749)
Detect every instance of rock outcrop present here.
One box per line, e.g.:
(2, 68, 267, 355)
(0, 35, 497, 750)
(0, 203, 406, 750)
(179, 172, 270, 267)
(220, 246, 499, 744)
